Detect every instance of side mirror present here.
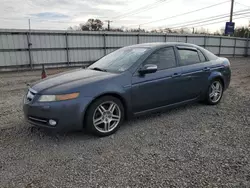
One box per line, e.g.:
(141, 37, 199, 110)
(138, 64, 157, 75)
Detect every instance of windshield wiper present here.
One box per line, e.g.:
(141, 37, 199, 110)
(90, 67, 107, 72)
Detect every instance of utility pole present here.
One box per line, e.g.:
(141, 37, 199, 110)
(105, 20, 113, 31)
(230, 0, 234, 22)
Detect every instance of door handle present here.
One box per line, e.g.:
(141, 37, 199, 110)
(172, 73, 182, 78)
(203, 67, 211, 72)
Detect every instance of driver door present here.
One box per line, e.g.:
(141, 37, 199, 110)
(131, 47, 184, 113)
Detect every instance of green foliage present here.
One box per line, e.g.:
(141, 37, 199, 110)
(233, 27, 250, 38)
(69, 19, 250, 38)
(80, 19, 104, 31)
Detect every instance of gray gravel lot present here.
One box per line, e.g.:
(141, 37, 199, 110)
(0, 58, 250, 187)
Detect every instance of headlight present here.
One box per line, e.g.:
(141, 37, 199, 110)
(38, 93, 79, 102)
(39, 95, 56, 102)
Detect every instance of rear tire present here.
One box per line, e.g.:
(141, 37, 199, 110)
(206, 79, 224, 105)
(85, 96, 124, 136)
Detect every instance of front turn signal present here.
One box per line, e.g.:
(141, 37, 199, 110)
(55, 93, 79, 101)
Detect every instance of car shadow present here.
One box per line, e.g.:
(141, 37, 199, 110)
(27, 125, 94, 141)
(25, 102, 206, 141)
(123, 102, 204, 126)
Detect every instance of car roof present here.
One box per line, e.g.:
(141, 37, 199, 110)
(126, 42, 218, 61)
(127, 42, 200, 49)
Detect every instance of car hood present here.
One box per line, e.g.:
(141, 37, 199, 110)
(32, 68, 117, 93)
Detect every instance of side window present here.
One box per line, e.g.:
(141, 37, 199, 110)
(178, 49, 200, 66)
(202, 48, 218, 60)
(143, 47, 176, 70)
(198, 50, 206, 62)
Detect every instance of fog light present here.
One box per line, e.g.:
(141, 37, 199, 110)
(49, 119, 57, 126)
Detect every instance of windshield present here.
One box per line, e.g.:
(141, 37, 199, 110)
(88, 47, 148, 72)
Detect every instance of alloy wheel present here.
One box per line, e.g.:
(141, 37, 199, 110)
(93, 101, 121, 133)
(209, 81, 223, 103)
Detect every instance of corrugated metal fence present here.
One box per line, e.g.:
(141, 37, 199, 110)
(0, 29, 249, 71)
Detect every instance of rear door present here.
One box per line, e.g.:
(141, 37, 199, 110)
(176, 46, 212, 100)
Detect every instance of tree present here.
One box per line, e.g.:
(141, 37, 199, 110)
(194, 27, 208, 34)
(80, 19, 104, 31)
(150, 29, 158, 33)
(67, 26, 73, 30)
(67, 25, 80, 31)
(213, 30, 222, 36)
(234, 27, 250, 38)
(220, 27, 225, 36)
(125, 28, 146, 32)
(164, 28, 175, 33)
(174, 28, 191, 34)
(104, 27, 124, 32)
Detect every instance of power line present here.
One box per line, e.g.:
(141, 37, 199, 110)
(171, 14, 249, 30)
(167, 9, 250, 29)
(169, 11, 250, 29)
(239, 14, 250, 18)
(117, 0, 173, 20)
(24, 0, 37, 8)
(113, 0, 172, 20)
(128, 0, 230, 27)
(235, 1, 250, 8)
(113, 0, 164, 19)
(170, 13, 249, 29)
(177, 15, 249, 29)
(0, 0, 172, 24)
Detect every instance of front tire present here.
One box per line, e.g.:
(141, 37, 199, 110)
(206, 79, 223, 105)
(85, 96, 124, 136)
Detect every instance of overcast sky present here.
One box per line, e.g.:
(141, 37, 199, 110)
(0, 0, 249, 32)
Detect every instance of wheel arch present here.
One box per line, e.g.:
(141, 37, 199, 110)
(82, 92, 129, 128)
(208, 72, 225, 89)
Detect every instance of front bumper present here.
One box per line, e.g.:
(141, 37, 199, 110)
(23, 97, 93, 132)
(223, 68, 231, 91)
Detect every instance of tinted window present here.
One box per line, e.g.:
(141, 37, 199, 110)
(178, 49, 200, 66)
(88, 47, 148, 72)
(198, 50, 206, 62)
(143, 47, 176, 70)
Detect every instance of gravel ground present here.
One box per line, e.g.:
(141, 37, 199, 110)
(0, 58, 250, 187)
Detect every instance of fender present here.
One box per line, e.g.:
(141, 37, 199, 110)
(208, 71, 225, 87)
(80, 87, 133, 124)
